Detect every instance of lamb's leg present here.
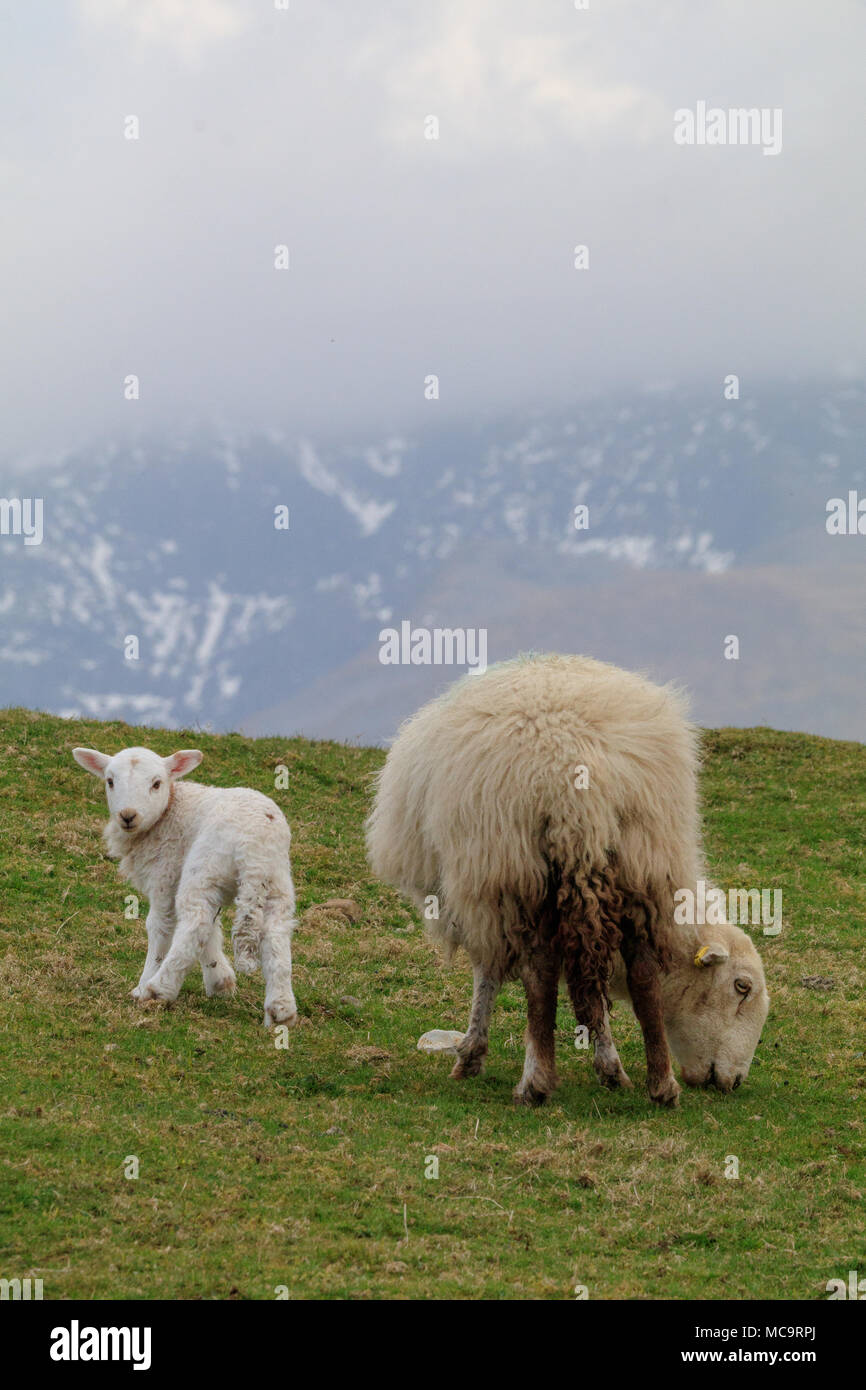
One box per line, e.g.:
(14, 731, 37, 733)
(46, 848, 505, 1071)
(620, 934, 680, 1107)
(132, 906, 176, 999)
(199, 911, 236, 998)
(138, 885, 221, 1004)
(513, 952, 560, 1106)
(133, 909, 174, 997)
(260, 898, 298, 1029)
(451, 963, 499, 1079)
(593, 998, 632, 1090)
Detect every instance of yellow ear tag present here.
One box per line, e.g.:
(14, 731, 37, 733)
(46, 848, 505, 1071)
(694, 945, 710, 966)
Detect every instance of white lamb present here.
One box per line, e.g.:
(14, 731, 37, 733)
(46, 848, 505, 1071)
(72, 745, 298, 1028)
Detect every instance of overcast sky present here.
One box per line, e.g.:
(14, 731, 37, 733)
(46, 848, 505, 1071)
(2, 0, 864, 453)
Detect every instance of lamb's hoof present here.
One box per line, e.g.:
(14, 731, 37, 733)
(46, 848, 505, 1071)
(595, 1061, 633, 1091)
(649, 1073, 681, 1107)
(513, 1077, 554, 1107)
(450, 1055, 484, 1080)
(264, 1000, 298, 1029)
(206, 968, 237, 998)
(136, 979, 175, 1007)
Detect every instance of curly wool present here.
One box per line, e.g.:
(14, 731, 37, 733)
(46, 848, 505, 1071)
(366, 653, 702, 1021)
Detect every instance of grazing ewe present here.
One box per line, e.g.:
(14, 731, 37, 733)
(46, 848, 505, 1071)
(72, 746, 298, 1028)
(366, 654, 769, 1106)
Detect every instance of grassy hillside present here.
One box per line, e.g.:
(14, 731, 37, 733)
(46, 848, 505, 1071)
(0, 709, 864, 1300)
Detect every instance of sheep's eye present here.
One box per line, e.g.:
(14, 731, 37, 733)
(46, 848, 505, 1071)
(106, 778, 114, 789)
(734, 978, 751, 997)
(152, 780, 161, 791)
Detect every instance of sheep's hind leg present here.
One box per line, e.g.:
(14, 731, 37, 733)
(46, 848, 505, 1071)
(559, 871, 631, 1094)
(260, 898, 298, 1029)
(513, 951, 560, 1106)
(620, 933, 680, 1107)
(593, 998, 632, 1090)
(451, 963, 499, 1080)
(200, 911, 236, 998)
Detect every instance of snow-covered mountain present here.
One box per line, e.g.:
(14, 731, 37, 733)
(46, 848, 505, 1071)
(1, 383, 863, 743)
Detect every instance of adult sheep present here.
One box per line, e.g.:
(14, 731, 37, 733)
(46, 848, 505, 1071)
(366, 654, 769, 1106)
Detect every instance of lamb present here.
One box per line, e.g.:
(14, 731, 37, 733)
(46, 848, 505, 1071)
(72, 746, 298, 1028)
(366, 653, 770, 1106)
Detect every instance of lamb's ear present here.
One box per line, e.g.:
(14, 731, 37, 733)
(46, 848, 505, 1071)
(72, 748, 111, 779)
(164, 750, 203, 780)
(694, 943, 730, 968)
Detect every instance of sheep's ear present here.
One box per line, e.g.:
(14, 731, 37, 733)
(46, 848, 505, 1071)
(72, 748, 111, 779)
(694, 943, 730, 968)
(164, 750, 203, 780)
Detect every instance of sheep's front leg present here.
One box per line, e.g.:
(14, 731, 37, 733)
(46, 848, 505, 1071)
(131, 906, 176, 999)
(260, 898, 298, 1028)
(138, 887, 220, 1004)
(451, 962, 499, 1080)
(200, 911, 236, 998)
(620, 935, 680, 1107)
(593, 998, 633, 1090)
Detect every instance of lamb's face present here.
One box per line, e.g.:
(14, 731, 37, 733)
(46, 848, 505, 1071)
(662, 926, 770, 1092)
(101, 748, 174, 833)
(72, 745, 202, 835)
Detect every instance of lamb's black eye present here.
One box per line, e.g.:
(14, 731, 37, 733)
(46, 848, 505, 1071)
(152, 780, 161, 791)
(734, 978, 751, 997)
(106, 778, 114, 789)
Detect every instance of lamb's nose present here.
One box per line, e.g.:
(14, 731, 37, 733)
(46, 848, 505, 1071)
(119, 809, 138, 827)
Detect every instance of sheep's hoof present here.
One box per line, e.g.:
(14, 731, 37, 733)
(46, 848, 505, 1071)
(594, 1061, 633, 1091)
(450, 1055, 484, 1080)
(264, 1000, 298, 1029)
(513, 1078, 554, 1107)
(136, 980, 175, 1007)
(206, 969, 237, 998)
(648, 1073, 681, 1107)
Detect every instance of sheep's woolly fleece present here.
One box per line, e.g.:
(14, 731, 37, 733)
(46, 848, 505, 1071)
(366, 652, 701, 974)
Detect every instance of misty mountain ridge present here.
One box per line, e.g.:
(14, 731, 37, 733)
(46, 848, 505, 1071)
(1, 382, 863, 744)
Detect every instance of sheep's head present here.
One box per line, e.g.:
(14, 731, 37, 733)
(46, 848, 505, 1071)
(662, 923, 770, 1092)
(72, 746, 203, 835)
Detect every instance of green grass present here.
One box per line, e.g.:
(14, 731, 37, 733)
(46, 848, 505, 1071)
(0, 709, 864, 1300)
